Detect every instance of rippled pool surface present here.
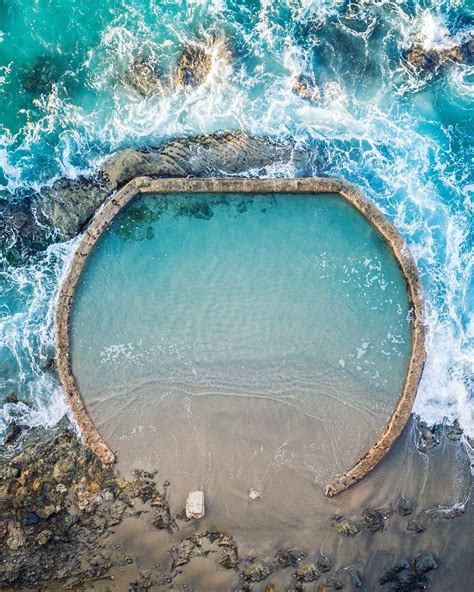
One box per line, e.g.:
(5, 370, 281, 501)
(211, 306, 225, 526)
(0, 0, 472, 445)
(70, 192, 411, 493)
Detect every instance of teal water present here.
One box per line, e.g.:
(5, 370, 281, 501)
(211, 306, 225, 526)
(70, 192, 411, 488)
(0, 1, 472, 445)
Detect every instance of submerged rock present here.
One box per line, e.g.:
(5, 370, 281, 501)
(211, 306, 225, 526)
(174, 36, 231, 89)
(22, 55, 62, 94)
(292, 74, 320, 101)
(124, 58, 165, 97)
(406, 34, 474, 72)
(413, 552, 437, 575)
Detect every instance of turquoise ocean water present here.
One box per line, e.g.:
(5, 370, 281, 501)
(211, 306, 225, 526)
(0, 0, 472, 446)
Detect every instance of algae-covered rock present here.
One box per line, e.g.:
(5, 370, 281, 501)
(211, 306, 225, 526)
(360, 508, 385, 532)
(294, 562, 321, 582)
(274, 548, 307, 568)
(330, 515, 360, 536)
(241, 561, 274, 582)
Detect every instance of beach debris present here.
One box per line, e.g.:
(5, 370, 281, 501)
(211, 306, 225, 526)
(248, 488, 261, 501)
(186, 490, 205, 519)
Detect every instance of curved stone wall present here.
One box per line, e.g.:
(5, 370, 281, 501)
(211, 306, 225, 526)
(55, 177, 426, 496)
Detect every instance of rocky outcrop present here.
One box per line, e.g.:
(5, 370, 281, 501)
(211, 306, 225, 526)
(406, 34, 474, 71)
(99, 130, 303, 190)
(1, 131, 308, 264)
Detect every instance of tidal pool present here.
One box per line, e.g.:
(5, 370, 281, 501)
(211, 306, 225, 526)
(70, 190, 412, 530)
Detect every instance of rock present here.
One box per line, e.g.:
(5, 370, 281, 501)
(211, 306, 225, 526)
(217, 534, 239, 568)
(359, 508, 384, 532)
(416, 421, 442, 452)
(413, 552, 437, 575)
(324, 575, 344, 589)
(330, 515, 360, 536)
(445, 419, 463, 441)
(169, 536, 204, 568)
(5, 422, 24, 445)
(186, 490, 205, 519)
(36, 529, 52, 546)
(249, 488, 261, 501)
(21, 512, 41, 528)
(293, 74, 320, 101)
(379, 562, 410, 584)
(0, 520, 8, 540)
(406, 518, 425, 533)
(22, 55, 62, 94)
(2, 131, 310, 263)
(174, 36, 231, 89)
(150, 491, 175, 531)
(315, 552, 331, 573)
(345, 566, 362, 587)
(294, 562, 321, 582)
(406, 34, 473, 72)
(37, 177, 109, 240)
(275, 548, 307, 568)
(99, 130, 304, 191)
(395, 496, 413, 516)
(125, 59, 165, 97)
(241, 561, 273, 582)
(425, 504, 465, 519)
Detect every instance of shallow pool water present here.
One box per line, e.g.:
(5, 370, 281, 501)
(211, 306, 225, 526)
(70, 191, 411, 524)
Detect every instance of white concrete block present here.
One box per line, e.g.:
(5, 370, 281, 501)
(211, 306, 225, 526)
(186, 490, 205, 519)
